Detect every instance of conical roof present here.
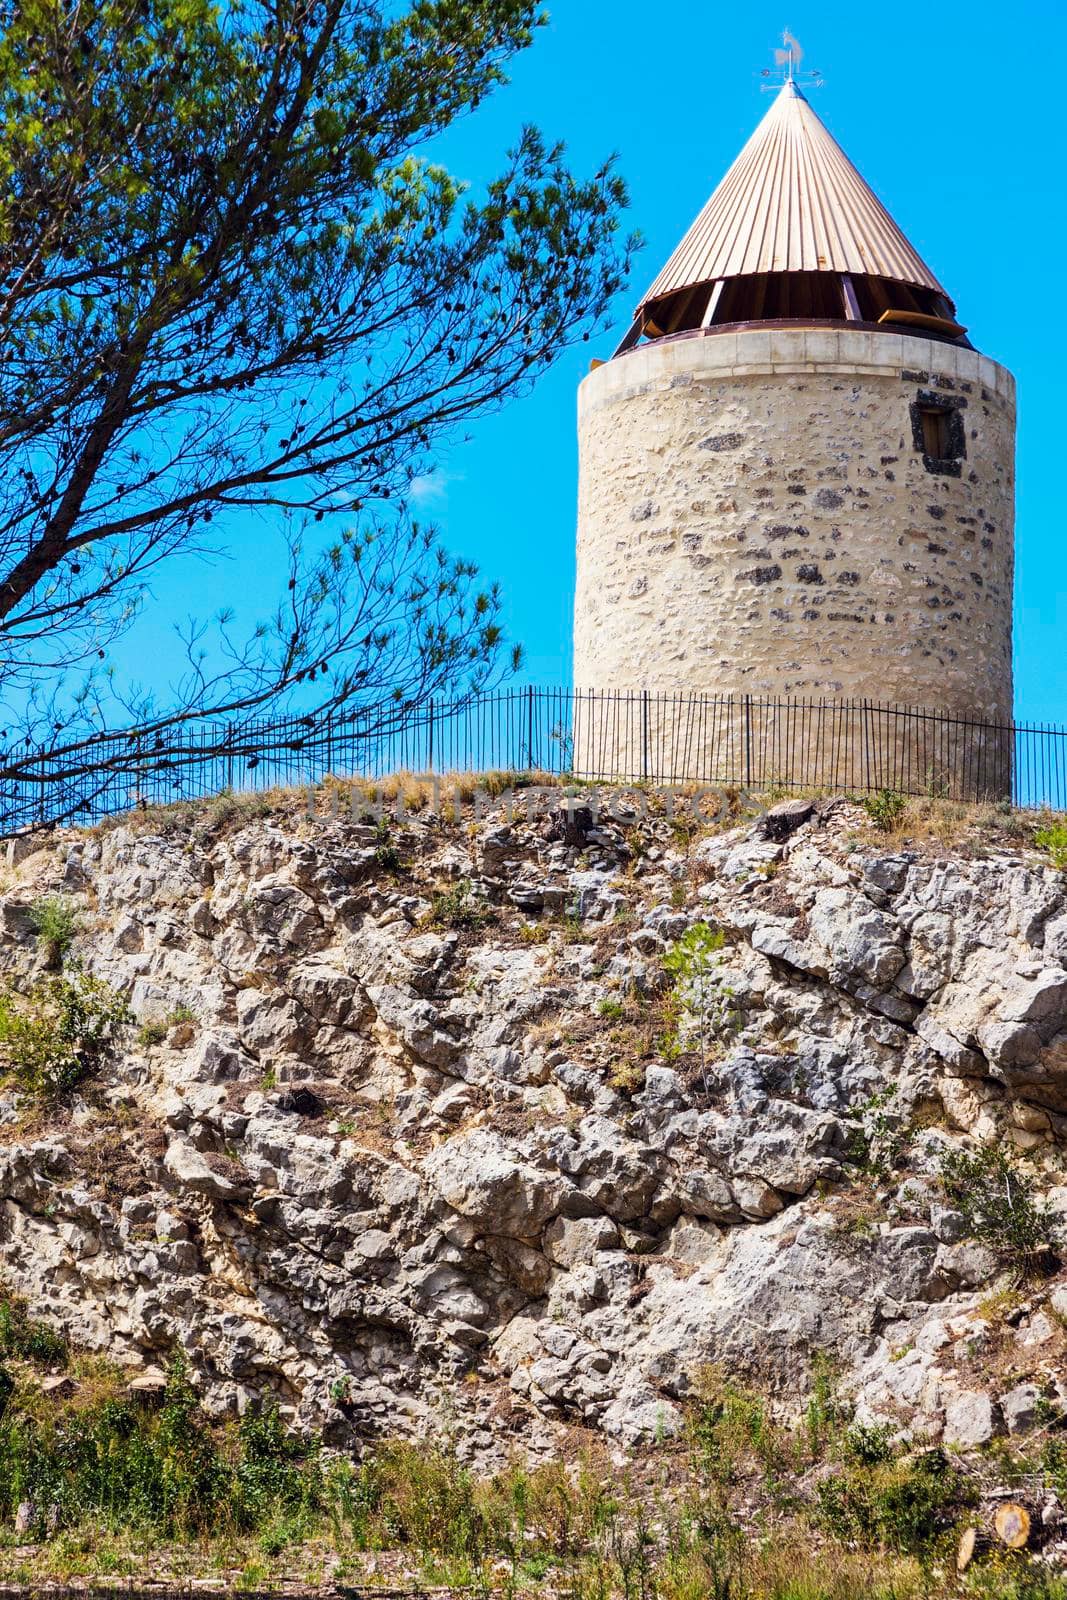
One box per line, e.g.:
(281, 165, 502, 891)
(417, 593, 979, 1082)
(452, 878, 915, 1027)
(639, 80, 948, 312)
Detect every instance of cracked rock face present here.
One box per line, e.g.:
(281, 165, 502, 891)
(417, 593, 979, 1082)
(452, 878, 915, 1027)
(2, 798, 1067, 1462)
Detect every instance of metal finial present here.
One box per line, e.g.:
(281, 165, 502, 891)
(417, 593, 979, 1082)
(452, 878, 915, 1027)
(776, 28, 802, 79)
(760, 30, 824, 91)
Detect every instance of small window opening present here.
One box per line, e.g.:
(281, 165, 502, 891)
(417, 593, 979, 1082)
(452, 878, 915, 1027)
(920, 406, 950, 459)
(909, 390, 966, 477)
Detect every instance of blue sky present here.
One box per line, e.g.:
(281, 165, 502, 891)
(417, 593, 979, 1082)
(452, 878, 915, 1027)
(114, 2, 1065, 724)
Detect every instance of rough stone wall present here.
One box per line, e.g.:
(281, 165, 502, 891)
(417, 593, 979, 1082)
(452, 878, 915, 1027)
(574, 328, 1016, 736)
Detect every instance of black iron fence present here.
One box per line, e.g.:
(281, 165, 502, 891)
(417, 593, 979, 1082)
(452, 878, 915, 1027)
(1, 689, 1065, 835)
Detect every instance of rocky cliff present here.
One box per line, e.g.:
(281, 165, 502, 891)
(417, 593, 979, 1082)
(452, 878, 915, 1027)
(1, 787, 1066, 1473)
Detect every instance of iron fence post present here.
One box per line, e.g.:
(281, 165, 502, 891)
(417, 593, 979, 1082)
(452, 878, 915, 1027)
(642, 689, 649, 783)
(743, 695, 752, 789)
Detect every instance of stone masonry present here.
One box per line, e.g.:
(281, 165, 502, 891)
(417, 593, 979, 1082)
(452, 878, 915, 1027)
(574, 328, 1016, 727)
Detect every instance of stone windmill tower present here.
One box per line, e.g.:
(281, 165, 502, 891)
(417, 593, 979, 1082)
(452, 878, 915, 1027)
(573, 69, 1015, 779)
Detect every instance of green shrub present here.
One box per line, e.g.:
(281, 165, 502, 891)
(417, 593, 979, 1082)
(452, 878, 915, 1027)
(844, 1087, 911, 1180)
(374, 843, 404, 874)
(27, 896, 78, 967)
(366, 1443, 486, 1559)
(597, 998, 625, 1020)
(861, 789, 908, 832)
(662, 922, 738, 1079)
(0, 1299, 67, 1366)
(690, 1372, 781, 1487)
(805, 1351, 844, 1460)
(426, 879, 495, 931)
(0, 969, 129, 1097)
(816, 1446, 969, 1553)
(840, 1422, 897, 1467)
(139, 1003, 197, 1048)
(938, 1144, 1057, 1270)
(0, 1350, 322, 1541)
(330, 1445, 623, 1581)
(370, 819, 405, 875)
(1035, 821, 1067, 871)
(234, 1402, 319, 1527)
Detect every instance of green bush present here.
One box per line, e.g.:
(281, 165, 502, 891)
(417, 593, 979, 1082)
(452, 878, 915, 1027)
(234, 1403, 319, 1528)
(1035, 821, 1067, 871)
(938, 1144, 1057, 1270)
(426, 879, 495, 931)
(137, 1003, 197, 1049)
(844, 1087, 911, 1180)
(0, 1351, 321, 1541)
(839, 1422, 897, 1467)
(597, 998, 625, 1020)
(374, 843, 405, 874)
(690, 1373, 781, 1487)
(27, 897, 78, 967)
(372, 820, 406, 876)
(0, 1299, 67, 1367)
(350, 1443, 488, 1560)
(0, 969, 129, 1097)
(861, 789, 908, 832)
(327, 1444, 617, 1576)
(662, 922, 738, 1076)
(816, 1446, 969, 1553)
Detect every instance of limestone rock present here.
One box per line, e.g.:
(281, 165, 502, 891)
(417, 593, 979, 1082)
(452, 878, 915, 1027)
(943, 1389, 996, 1449)
(2, 802, 1064, 1468)
(999, 1382, 1042, 1435)
(164, 1140, 250, 1202)
(423, 1130, 570, 1239)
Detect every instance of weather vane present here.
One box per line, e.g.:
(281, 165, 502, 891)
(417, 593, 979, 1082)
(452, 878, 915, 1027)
(760, 29, 824, 91)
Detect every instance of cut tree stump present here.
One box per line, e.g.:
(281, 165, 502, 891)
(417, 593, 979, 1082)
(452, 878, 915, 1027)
(957, 1527, 977, 1572)
(994, 1502, 1031, 1549)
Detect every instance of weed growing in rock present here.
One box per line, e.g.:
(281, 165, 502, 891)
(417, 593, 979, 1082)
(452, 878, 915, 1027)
(0, 969, 129, 1097)
(805, 1351, 844, 1460)
(426, 879, 495, 931)
(662, 922, 739, 1087)
(596, 998, 625, 1020)
(690, 1368, 787, 1495)
(690, 1363, 978, 1568)
(136, 1003, 197, 1050)
(938, 1144, 1057, 1273)
(374, 842, 405, 874)
(1035, 821, 1067, 871)
(372, 819, 406, 875)
(861, 788, 908, 832)
(27, 897, 78, 968)
(844, 1086, 911, 1179)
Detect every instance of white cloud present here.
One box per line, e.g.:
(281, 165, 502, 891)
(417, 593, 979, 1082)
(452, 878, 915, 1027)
(407, 468, 463, 508)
